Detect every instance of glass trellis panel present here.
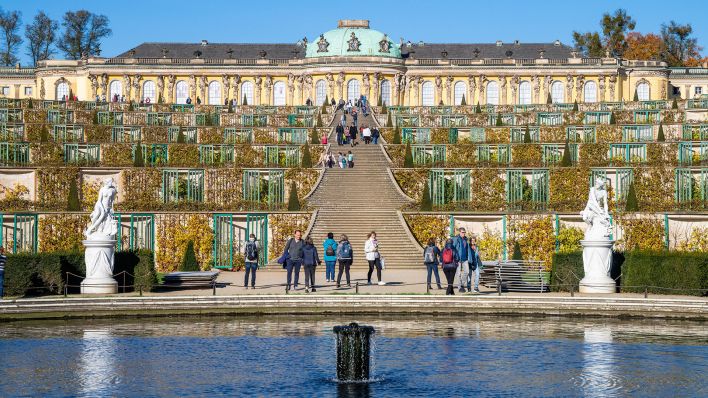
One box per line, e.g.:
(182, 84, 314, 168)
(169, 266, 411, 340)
(675, 169, 693, 203)
(242, 170, 261, 202)
(6, 214, 38, 253)
(213, 214, 236, 269)
(506, 170, 523, 207)
(52, 125, 84, 142)
(401, 128, 431, 144)
(0, 123, 25, 141)
(63, 144, 100, 164)
(637, 100, 667, 110)
(477, 145, 510, 164)
(146, 112, 172, 126)
(470, 127, 485, 143)
(413, 145, 446, 166)
(114, 213, 154, 251)
(687, 98, 708, 109)
(162, 169, 204, 202)
(510, 127, 540, 143)
(542, 145, 563, 165)
(622, 125, 653, 142)
(590, 169, 607, 187)
(287, 114, 314, 127)
(0, 142, 30, 165)
(566, 126, 596, 143)
(487, 113, 515, 126)
(532, 170, 549, 209)
(678, 142, 694, 165)
(583, 112, 611, 125)
(615, 169, 633, 200)
(134, 144, 168, 166)
(111, 126, 142, 142)
(168, 127, 197, 143)
(268, 170, 285, 207)
(264, 146, 279, 166)
(701, 170, 708, 202)
(453, 170, 470, 202)
(255, 106, 277, 114)
(97, 111, 123, 126)
(295, 106, 317, 115)
(537, 112, 564, 126)
(395, 115, 419, 127)
(223, 128, 253, 144)
(633, 110, 661, 123)
(448, 128, 458, 144)
(609, 144, 646, 163)
(171, 104, 194, 113)
(284, 146, 301, 167)
(246, 214, 269, 266)
(701, 143, 708, 163)
(552, 103, 575, 112)
(429, 169, 445, 206)
(0, 109, 22, 122)
(199, 144, 234, 165)
(681, 124, 708, 140)
(441, 115, 467, 127)
(477, 145, 491, 163)
(277, 128, 308, 144)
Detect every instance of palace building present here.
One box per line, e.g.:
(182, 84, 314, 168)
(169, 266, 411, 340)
(2, 19, 703, 106)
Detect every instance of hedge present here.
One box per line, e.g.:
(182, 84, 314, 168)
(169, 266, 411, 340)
(2, 250, 156, 297)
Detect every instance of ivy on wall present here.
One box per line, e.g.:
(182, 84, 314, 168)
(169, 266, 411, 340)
(30, 143, 63, 166)
(579, 143, 608, 167)
(38, 214, 87, 252)
(675, 226, 708, 252)
(446, 145, 476, 167)
(168, 144, 200, 167)
(485, 127, 510, 144)
(540, 126, 565, 142)
(0, 183, 32, 211)
(119, 168, 162, 210)
(507, 215, 556, 270)
(81, 180, 101, 211)
(85, 125, 111, 142)
(633, 167, 674, 212)
(549, 168, 589, 212)
(200, 127, 222, 144)
(477, 226, 503, 261)
(511, 144, 542, 167)
(404, 214, 449, 247)
(36, 167, 79, 210)
(155, 214, 213, 272)
(384, 145, 405, 167)
(393, 169, 428, 202)
(615, 214, 664, 252)
(470, 168, 506, 211)
(557, 224, 584, 253)
(269, 213, 312, 261)
(102, 143, 133, 166)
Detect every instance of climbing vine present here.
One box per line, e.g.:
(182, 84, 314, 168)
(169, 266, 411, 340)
(38, 214, 87, 253)
(507, 215, 556, 270)
(615, 214, 664, 252)
(471, 168, 506, 211)
(269, 213, 312, 261)
(155, 214, 214, 272)
(404, 214, 449, 246)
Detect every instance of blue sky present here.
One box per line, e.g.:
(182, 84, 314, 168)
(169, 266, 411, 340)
(3, 0, 706, 64)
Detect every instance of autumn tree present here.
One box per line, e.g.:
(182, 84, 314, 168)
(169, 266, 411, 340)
(25, 11, 58, 66)
(57, 10, 112, 60)
(0, 8, 22, 66)
(624, 32, 664, 60)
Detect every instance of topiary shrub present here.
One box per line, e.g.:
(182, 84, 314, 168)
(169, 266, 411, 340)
(495, 113, 503, 126)
(301, 143, 312, 168)
(560, 141, 572, 166)
(546, 92, 552, 104)
(392, 127, 401, 144)
(523, 125, 532, 143)
(242, 94, 248, 106)
(179, 240, 200, 272)
(475, 102, 482, 113)
(622, 251, 707, 296)
(625, 181, 639, 211)
(67, 178, 80, 211)
(420, 183, 432, 211)
(572, 100, 578, 111)
(511, 241, 523, 260)
(550, 251, 583, 291)
(657, 123, 665, 142)
(386, 112, 392, 127)
(671, 98, 678, 109)
(287, 181, 301, 211)
(609, 111, 616, 124)
(633, 90, 639, 102)
(460, 94, 466, 106)
(404, 142, 413, 168)
(133, 142, 145, 167)
(176, 128, 186, 144)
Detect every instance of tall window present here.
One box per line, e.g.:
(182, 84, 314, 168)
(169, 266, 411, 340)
(454, 81, 467, 105)
(109, 80, 122, 100)
(315, 79, 327, 105)
(421, 81, 434, 106)
(584, 81, 597, 103)
(56, 82, 70, 100)
(551, 81, 564, 103)
(208, 81, 221, 105)
(175, 81, 188, 104)
(636, 82, 650, 101)
(518, 81, 531, 105)
(347, 79, 360, 102)
(143, 81, 156, 103)
(241, 81, 254, 105)
(486, 81, 499, 105)
(273, 81, 286, 106)
(380, 80, 391, 106)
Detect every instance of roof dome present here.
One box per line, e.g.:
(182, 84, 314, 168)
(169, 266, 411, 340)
(305, 20, 401, 58)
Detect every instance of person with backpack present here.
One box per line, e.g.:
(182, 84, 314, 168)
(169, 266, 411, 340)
(283, 229, 305, 291)
(364, 232, 384, 285)
(423, 238, 443, 290)
(441, 238, 460, 295)
(453, 227, 474, 293)
(323, 232, 338, 282)
(243, 234, 259, 289)
(302, 236, 321, 293)
(336, 234, 353, 288)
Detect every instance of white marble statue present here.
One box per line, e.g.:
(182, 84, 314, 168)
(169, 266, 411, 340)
(580, 177, 611, 240)
(579, 177, 615, 293)
(82, 178, 119, 294)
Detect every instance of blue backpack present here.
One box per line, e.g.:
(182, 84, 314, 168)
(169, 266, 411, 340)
(339, 242, 352, 259)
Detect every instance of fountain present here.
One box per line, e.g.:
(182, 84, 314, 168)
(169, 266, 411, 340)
(333, 322, 375, 382)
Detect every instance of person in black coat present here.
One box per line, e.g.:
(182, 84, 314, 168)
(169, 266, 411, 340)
(349, 125, 357, 147)
(336, 124, 344, 146)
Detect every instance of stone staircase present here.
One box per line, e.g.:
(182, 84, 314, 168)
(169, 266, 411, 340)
(305, 108, 422, 269)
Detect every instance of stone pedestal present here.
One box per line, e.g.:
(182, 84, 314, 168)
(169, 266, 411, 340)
(579, 240, 616, 293)
(81, 239, 118, 294)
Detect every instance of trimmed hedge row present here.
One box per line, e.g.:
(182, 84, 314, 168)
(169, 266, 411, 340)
(551, 250, 707, 296)
(2, 250, 157, 297)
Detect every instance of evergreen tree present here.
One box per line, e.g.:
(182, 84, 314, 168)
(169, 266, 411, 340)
(404, 142, 413, 168)
(67, 178, 80, 211)
(657, 123, 665, 142)
(625, 181, 639, 211)
(158, 93, 164, 104)
(475, 102, 482, 113)
(316, 112, 323, 128)
(460, 94, 467, 106)
(392, 127, 402, 144)
(512, 241, 523, 260)
(523, 125, 532, 143)
(179, 240, 200, 271)
(546, 92, 553, 104)
(495, 113, 503, 126)
(242, 94, 248, 106)
(133, 142, 145, 167)
(439, 100, 444, 106)
(227, 99, 233, 113)
(92, 110, 98, 124)
(40, 124, 49, 142)
(381, 101, 387, 114)
(128, 101, 134, 111)
(671, 98, 678, 109)
(560, 141, 572, 166)
(386, 112, 392, 127)
(26, 99, 33, 109)
(287, 181, 301, 211)
(310, 129, 319, 144)
(177, 127, 186, 143)
(633, 89, 639, 102)
(572, 99, 578, 111)
(420, 183, 432, 211)
(301, 143, 312, 167)
(610, 111, 616, 124)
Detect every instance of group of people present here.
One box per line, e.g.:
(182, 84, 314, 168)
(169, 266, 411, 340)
(423, 227, 483, 295)
(319, 151, 354, 168)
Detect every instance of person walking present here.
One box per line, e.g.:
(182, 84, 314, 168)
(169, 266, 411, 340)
(0, 246, 5, 299)
(344, 126, 351, 146)
(423, 238, 443, 290)
(336, 123, 344, 146)
(362, 126, 372, 144)
(336, 234, 353, 288)
(453, 227, 474, 293)
(323, 232, 338, 282)
(302, 236, 321, 293)
(347, 151, 354, 168)
(365, 232, 384, 285)
(441, 238, 459, 295)
(327, 152, 335, 168)
(470, 239, 483, 293)
(243, 234, 259, 289)
(348, 125, 357, 147)
(372, 127, 380, 144)
(283, 230, 305, 291)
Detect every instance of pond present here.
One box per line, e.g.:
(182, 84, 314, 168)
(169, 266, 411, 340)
(0, 316, 706, 397)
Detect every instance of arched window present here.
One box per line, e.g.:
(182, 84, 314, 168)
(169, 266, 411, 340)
(380, 80, 391, 106)
(421, 81, 434, 106)
(142, 81, 156, 103)
(175, 81, 188, 104)
(518, 81, 532, 105)
(347, 79, 360, 102)
(273, 81, 286, 106)
(454, 81, 467, 105)
(584, 81, 598, 103)
(241, 81, 254, 105)
(109, 80, 122, 101)
(315, 79, 327, 105)
(208, 81, 221, 105)
(486, 81, 499, 105)
(56, 81, 70, 100)
(636, 82, 650, 101)
(551, 81, 564, 103)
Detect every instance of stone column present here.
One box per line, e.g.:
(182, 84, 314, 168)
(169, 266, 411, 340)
(337, 72, 345, 100)
(222, 75, 231, 103)
(532, 75, 540, 104)
(264, 76, 273, 106)
(445, 76, 453, 105)
(167, 75, 176, 103)
(467, 75, 476, 106)
(372, 72, 381, 106)
(199, 76, 208, 103)
(478, 75, 487, 105)
(500, 76, 508, 105)
(566, 74, 575, 103)
(231, 75, 241, 104)
(132, 75, 142, 102)
(598, 75, 606, 102)
(157, 75, 165, 102)
(435, 76, 443, 105)
(254, 76, 262, 105)
(88, 74, 98, 99)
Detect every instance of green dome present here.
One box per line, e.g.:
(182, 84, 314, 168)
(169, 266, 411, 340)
(305, 21, 401, 58)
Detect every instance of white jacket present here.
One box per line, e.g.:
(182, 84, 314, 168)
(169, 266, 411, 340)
(364, 238, 379, 261)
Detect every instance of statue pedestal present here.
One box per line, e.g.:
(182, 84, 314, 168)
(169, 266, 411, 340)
(81, 239, 118, 294)
(579, 240, 616, 294)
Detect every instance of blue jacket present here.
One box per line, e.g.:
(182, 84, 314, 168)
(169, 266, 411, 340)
(453, 235, 474, 262)
(302, 244, 321, 266)
(323, 238, 338, 262)
(422, 244, 442, 265)
(471, 248, 483, 270)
